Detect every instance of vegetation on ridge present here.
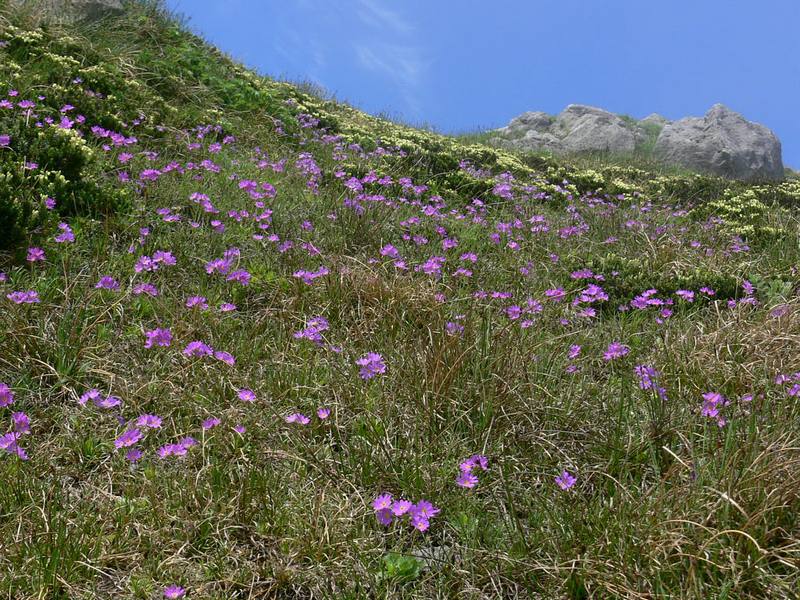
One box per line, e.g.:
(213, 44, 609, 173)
(0, 2, 799, 598)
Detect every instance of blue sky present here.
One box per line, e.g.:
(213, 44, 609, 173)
(166, 0, 800, 168)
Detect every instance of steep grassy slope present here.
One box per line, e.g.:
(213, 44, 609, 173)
(1, 3, 800, 598)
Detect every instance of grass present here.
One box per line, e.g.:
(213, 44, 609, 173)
(0, 2, 800, 598)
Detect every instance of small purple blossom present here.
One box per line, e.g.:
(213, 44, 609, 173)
(555, 470, 577, 490)
(0, 383, 14, 407)
(603, 341, 630, 361)
(136, 414, 162, 428)
(237, 389, 256, 402)
(163, 585, 186, 599)
(356, 352, 386, 380)
(186, 296, 209, 310)
(11, 411, 30, 434)
(144, 327, 172, 349)
(6, 290, 40, 304)
(54, 223, 75, 243)
(26, 247, 45, 262)
(95, 276, 120, 291)
(202, 417, 221, 430)
(214, 350, 235, 365)
(184, 341, 213, 358)
(114, 428, 143, 449)
(285, 413, 310, 425)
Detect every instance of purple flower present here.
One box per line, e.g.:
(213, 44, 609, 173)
(78, 389, 101, 406)
(0, 383, 14, 407)
(445, 321, 464, 336)
(144, 327, 172, 349)
(6, 290, 40, 304)
(460, 454, 489, 472)
(202, 417, 221, 430)
(294, 316, 330, 345)
(96, 395, 122, 409)
(603, 341, 630, 361)
(555, 470, 577, 490)
(158, 437, 197, 458)
(410, 499, 440, 520)
(409, 513, 430, 532)
(136, 414, 162, 428)
(373, 493, 393, 511)
(114, 428, 143, 449)
(285, 413, 310, 425)
(237, 389, 256, 402)
(186, 296, 209, 309)
(163, 585, 186, 599)
(0, 432, 28, 460)
(219, 302, 237, 312)
(391, 499, 412, 516)
(214, 350, 235, 365)
(0, 134, 10, 147)
(568, 345, 581, 360)
(317, 407, 330, 419)
(54, 223, 75, 243)
(456, 471, 479, 488)
(26, 247, 45, 262)
(132, 283, 159, 297)
(293, 266, 329, 285)
(183, 341, 213, 358)
(12, 411, 30, 434)
(205, 258, 232, 275)
(126, 448, 143, 462)
(95, 276, 120, 291)
(226, 269, 251, 285)
(356, 352, 386, 380)
(701, 392, 729, 426)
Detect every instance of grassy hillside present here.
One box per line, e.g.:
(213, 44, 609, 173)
(1, 2, 799, 598)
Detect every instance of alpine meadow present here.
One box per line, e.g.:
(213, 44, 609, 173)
(1, 2, 800, 598)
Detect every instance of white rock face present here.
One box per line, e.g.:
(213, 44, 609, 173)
(653, 104, 784, 181)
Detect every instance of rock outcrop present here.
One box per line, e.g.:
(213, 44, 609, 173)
(493, 103, 784, 181)
(496, 104, 636, 155)
(12, 0, 124, 22)
(653, 104, 783, 181)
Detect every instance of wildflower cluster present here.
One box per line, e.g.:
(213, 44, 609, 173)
(373, 493, 440, 532)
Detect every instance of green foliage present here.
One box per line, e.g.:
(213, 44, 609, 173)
(382, 552, 422, 583)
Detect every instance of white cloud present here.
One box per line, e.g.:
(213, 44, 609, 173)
(351, 0, 427, 117)
(355, 0, 414, 35)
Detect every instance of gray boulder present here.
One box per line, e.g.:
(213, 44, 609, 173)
(73, 0, 125, 19)
(12, 0, 124, 21)
(496, 104, 637, 155)
(654, 104, 783, 181)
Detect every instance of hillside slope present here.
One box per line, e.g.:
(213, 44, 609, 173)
(1, 3, 799, 598)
